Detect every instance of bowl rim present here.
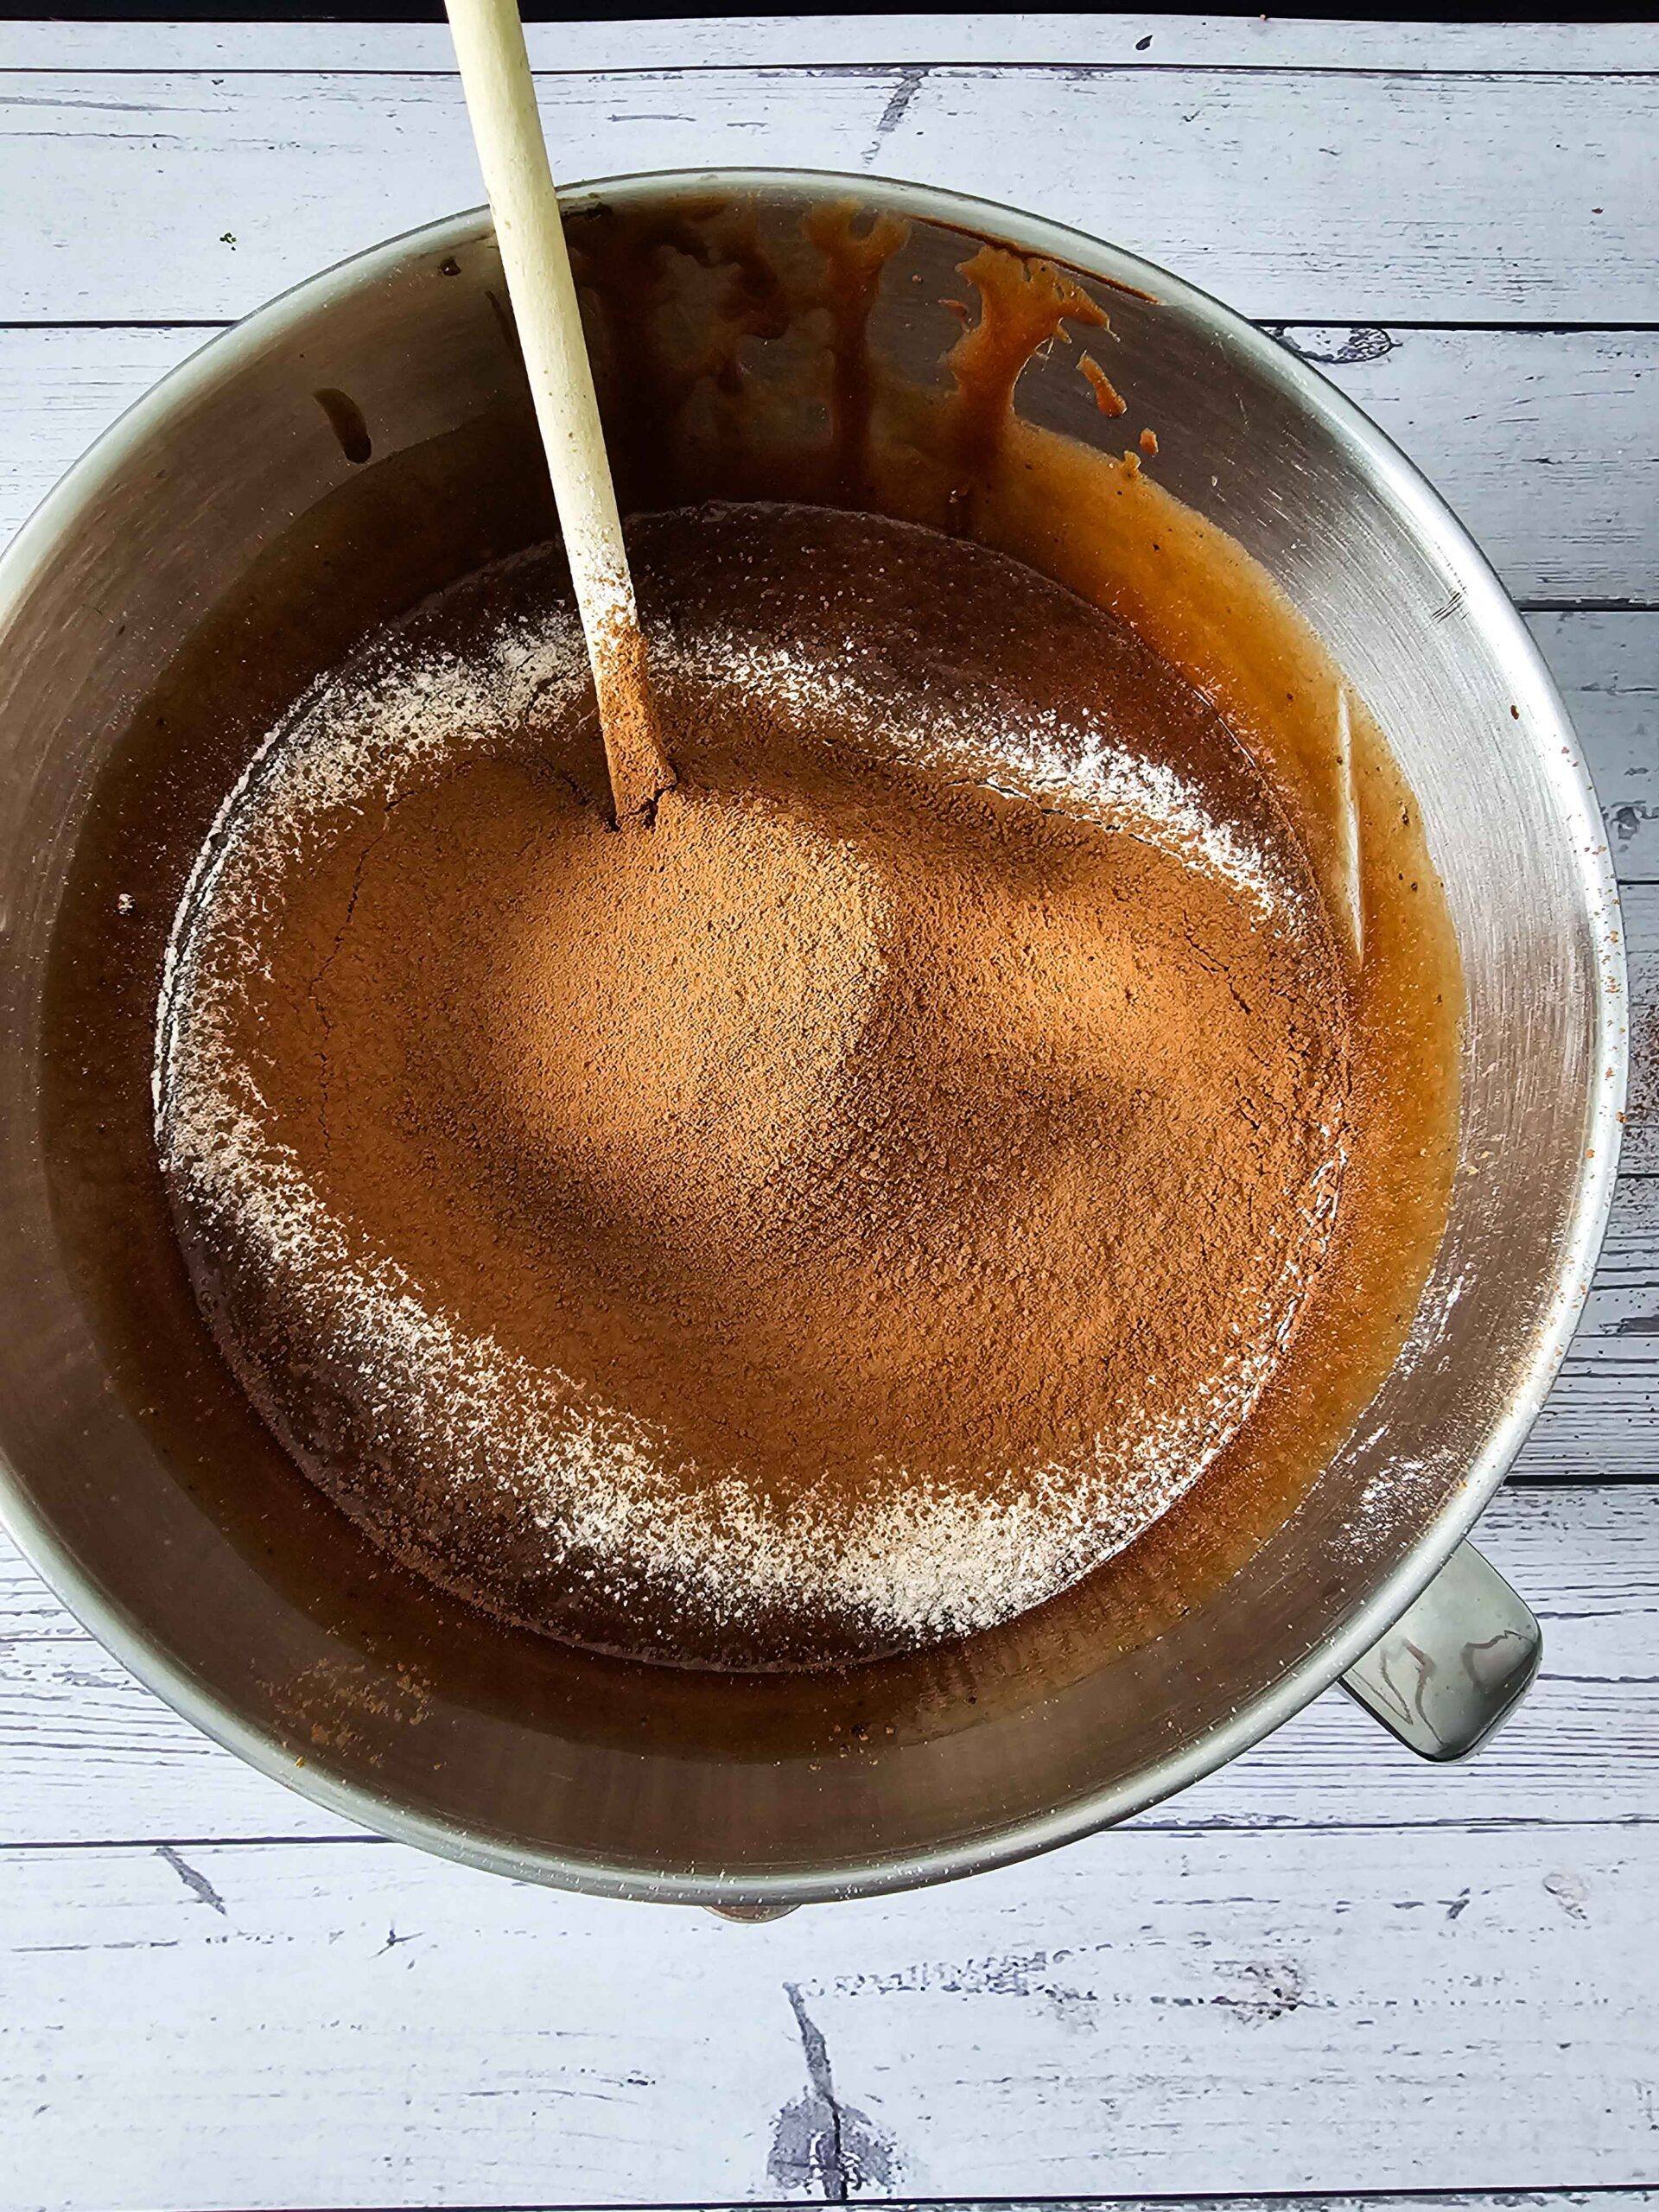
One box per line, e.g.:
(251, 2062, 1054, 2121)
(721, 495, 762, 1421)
(0, 166, 1628, 1906)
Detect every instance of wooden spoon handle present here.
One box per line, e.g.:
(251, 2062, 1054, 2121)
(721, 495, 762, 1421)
(445, 0, 673, 822)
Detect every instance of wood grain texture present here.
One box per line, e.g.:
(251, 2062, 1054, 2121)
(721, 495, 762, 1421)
(704, 2200, 1659, 2212)
(712, 2201, 1658, 2212)
(1535, 614, 1659, 881)
(1268, 327, 1659, 607)
(711, 2201, 1659, 2212)
(7, 17, 1659, 72)
(0, 22, 1655, 2212)
(2, 64, 1654, 323)
(5, 1821, 1656, 2209)
(1513, 1173, 1657, 1478)
(3, 1486, 1656, 1852)
(1619, 882, 1657, 1173)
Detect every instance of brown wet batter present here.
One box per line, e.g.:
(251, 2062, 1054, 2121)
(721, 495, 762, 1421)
(156, 505, 1351, 1669)
(41, 194, 1461, 1713)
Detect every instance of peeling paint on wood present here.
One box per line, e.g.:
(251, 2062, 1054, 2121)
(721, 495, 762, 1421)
(0, 21, 1654, 2212)
(3, 1827, 1656, 2207)
(1, 66, 1655, 323)
(7, 19, 1659, 73)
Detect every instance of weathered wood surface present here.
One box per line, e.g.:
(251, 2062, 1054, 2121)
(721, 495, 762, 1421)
(1535, 615, 1658, 880)
(3, 1484, 1656, 1851)
(7, 1821, 1656, 2209)
(0, 18, 1656, 2212)
(694, 2202, 1659, 2212)
(6, 17, 1659, 71)
(1522, 1170, 1656, 1474)
(3, 64, 1655, 323)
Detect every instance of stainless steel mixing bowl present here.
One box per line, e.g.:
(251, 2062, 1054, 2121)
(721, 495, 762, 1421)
(0, 172, 1624, 1907)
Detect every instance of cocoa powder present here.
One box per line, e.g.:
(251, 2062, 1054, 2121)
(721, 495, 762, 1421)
(157, 503, 1351, 1669)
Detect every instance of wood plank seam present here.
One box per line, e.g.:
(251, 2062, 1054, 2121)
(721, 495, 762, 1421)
(3, 60, 1657, 81)
(0, 31, 1649, 2206)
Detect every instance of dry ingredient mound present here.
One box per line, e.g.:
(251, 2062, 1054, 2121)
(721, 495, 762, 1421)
(156, 503, 1351, 1670)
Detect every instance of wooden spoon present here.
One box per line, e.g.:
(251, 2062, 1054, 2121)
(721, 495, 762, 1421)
(446, 0, 674, 826)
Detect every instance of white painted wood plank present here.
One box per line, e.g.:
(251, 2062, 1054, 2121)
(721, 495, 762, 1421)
(0, 31, 1645, 2201)
(4, 325, 1653, 607)
(1270, 327, 1659, 607)
(713, 2199, 1659, 2212)
(878, 67, 1659, 325)
(4, 16, 1657, 74)
(1536, 614, 1659, 882)
(1517, 1169, 1657, 1477)
(0, 1604, 365, 1846)
(720, 2200, 1659, 2212)
(0, 326, 207, 555)
(5, 1822, 1656, 2209)
(3, 66, 1653, 324)
(1620, 881, 1659, 1173)
(3, 1481, 1654, 1851)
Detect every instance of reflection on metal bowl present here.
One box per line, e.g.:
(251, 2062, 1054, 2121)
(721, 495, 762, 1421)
(0, 172, 1624, 1906)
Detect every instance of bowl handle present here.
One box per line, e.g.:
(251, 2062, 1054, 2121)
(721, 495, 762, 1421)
(1339, 1540, 1541, 1760)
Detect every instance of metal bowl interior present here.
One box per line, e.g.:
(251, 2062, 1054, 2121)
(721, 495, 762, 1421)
(0, 171, 1624, 1905)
